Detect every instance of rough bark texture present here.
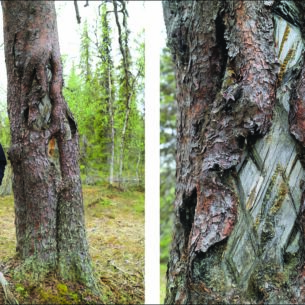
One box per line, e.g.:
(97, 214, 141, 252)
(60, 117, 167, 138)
(2, 1, 95, 287)
(164, 0, 305, 303)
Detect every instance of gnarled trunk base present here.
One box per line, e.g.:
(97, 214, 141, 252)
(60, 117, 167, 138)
(2, 1, 97, 291)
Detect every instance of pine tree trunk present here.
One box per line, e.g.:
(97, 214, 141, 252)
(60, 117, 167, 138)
(163, 0, 305, 303)
(2, 1, 95, 288)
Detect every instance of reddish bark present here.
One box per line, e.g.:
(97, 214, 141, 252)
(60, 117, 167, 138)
(163, 0, 277, 303)
(289, 65, 305, 145)
(2, 1, 95, 286)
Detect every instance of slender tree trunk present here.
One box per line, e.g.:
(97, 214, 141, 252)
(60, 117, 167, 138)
(163, 0, 305, 303)
(136, 151, 141, 185)
(118, 95, 131, 189)
(113, 0, 132, 190)
(109, 68, 115, 186)
(2, 1, 95, 288)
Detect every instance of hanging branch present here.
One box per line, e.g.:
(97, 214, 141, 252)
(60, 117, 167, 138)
(113, 0, 130, 89)
(74, 0, 81, 24)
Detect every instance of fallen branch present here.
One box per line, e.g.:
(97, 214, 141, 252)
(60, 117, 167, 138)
(0, 272, 18, 304)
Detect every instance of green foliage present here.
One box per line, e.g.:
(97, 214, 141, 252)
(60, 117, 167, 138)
(1, 185, 144, 304)
(160, 47, 176, 264)
(160, 47, 176, 302)
(63, 2, 144, 189)
(0, 109, 11, 151)
(15, 284, 29, 298)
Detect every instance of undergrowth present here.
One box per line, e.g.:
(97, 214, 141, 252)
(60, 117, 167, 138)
(0, 185, 144, 304)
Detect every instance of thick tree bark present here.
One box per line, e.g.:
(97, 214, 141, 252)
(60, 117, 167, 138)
(164, 0, 305, 303)
(2, 1, 95, 287)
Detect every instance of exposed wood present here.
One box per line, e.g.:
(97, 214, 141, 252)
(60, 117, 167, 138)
(1, 1, 95, 288)
(163, 0, 305, 303)
(0, 272, 18, 305)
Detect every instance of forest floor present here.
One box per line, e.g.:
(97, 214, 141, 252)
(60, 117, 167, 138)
(0, 184, 144, 304)
(160, 263, 167, 303)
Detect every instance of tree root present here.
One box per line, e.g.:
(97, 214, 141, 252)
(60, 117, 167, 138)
(0, 272, 18, 305)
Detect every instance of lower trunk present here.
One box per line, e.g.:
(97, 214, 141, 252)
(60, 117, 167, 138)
(109, 69, 115, 186)
(118, 96, 131, 189)
(2, 1, 95, 288)
(163, 0, 305, 303)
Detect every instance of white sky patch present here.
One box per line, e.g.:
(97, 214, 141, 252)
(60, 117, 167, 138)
(145, 1, 165, 304)
(0, 1, 145, 107)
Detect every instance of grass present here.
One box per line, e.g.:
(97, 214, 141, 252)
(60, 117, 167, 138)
(0, 184, 144, 304)
(160, 263, 167, 304)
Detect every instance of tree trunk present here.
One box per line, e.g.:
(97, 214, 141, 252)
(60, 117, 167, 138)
(2, 1, 95, 288)
(113, 0, 132, 190)
(118, 95, 131, 189)
(109, 68, 115, 186)
(163, 0, 305, 303)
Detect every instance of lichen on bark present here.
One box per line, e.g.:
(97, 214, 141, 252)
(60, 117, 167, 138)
(2, 1, 97, 291)
(163, 0, 305, 303)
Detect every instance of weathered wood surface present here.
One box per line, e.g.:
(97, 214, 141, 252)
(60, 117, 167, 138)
(164, 1, 305, 303)
(223, 75, 305, 302)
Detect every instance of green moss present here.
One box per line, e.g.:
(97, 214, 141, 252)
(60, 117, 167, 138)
(270, 181, 288, 214)
(39, 288, 70, 304)
(254, 215, 260, 231)
(192, 239, 227, 292)
(15, 283, 29, 298)
(57, 283, 68, 294)
(247, 257, 296, 303)
(14, 280, 83, 304)
(260, 217, 275, 247)
(13, 256, 56, 283)
(283, 245, 300, 281)
(263, 165, 282, 202)
(0, 185, 144, 304)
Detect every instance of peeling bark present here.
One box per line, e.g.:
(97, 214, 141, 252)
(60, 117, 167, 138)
(163, 0, 305, 303)
(2, 1, 95, 287)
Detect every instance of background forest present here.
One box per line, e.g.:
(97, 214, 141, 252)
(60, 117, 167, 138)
(160, 47, 176, 302)
(0, 1, 145, 191)
(0, 1, 144, 304)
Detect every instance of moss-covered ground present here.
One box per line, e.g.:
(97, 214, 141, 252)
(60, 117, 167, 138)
(0, 184, 144, 304)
